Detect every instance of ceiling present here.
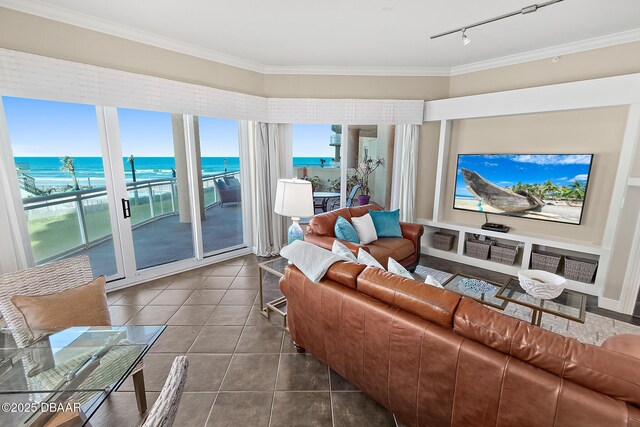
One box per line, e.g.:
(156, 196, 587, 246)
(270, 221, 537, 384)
(2, 0, 640, 75)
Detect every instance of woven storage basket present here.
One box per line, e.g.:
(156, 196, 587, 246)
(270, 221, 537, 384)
(564, 256, 598, 283)
(433, 232, 456, 251)
(531, 250, 562, 273)
(466, 239, 493, 260)
(490, 243, 519, 265)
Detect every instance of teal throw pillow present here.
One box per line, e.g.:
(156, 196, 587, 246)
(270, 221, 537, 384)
(369, 209, 402, 238)
(334, 216, 359, 243)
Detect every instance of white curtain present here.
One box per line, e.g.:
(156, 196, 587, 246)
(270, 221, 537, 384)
(391, 124, 420, 222)
(251, 122, 293, 256)
(0, 102, 29, 274)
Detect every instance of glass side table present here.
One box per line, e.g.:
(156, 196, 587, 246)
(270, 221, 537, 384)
(258, 257, 290, 329)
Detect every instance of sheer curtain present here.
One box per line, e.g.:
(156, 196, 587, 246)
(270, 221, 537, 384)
(391, 124, 420, 222)
(251, 122, 293, 256)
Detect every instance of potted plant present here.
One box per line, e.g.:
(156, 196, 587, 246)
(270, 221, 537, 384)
(353, 155, 384, 205)
(302, 175, 324, 192)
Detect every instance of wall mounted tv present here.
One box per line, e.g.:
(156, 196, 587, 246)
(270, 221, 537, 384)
(454, 154, 594, 225)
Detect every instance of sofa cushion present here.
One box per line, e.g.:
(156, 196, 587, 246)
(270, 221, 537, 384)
(322, 261, 366, 290)
(334, 216, 359, 243)
(349, 203, 382, 218)
(453, 298, 640, 406)
(366, 245, 394, 263)
(351, 214, 378, 244)
(369, 237, 415, 261)
(369, 209, 402, 238)
(357, 248, 385, 270)
(357, 267, 461, 328)
(387, 258, 413, 280)
(332, 240, 357, 262)
(307, 207, 351, 237)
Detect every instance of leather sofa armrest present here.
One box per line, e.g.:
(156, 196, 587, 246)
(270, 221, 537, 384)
(400, 222, 424, 249)
(303, 234, 369, 255)
(602, 334, 640, 360)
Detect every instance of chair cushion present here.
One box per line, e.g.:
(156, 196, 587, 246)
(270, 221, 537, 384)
(351, 214, 378, 244)
(11, 276, 111, 329)
(216, 179, 228, 190)
(334, 216, 359, 243)
(369, 237, 415, 261)
(369, 209, 402, 238)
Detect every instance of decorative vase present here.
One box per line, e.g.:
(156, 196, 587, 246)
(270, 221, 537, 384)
(357, 195, 371, 206)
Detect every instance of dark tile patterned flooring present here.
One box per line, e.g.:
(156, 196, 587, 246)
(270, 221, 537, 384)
(97, 254, 400, 427)
(96, 252, 639, 426)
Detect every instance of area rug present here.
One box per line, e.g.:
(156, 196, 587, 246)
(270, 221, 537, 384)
(411, 266, 640, 346)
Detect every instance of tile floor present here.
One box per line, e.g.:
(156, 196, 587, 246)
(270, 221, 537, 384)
(96, 254, 399, 427)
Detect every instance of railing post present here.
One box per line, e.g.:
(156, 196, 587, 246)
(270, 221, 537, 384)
(76, 194, 89, 247)
(171, 180, 177, 213)
(148, 183, 155, 219)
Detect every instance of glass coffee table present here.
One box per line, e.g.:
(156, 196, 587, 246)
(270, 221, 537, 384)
(442, 274, 508, 310)
(496, 278, 587, 326)
(258, 257, 290, 328)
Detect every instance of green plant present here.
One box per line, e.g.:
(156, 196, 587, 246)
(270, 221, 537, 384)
(59, 155, 79, 190)
(353, 155, 384, 196)
(302, 175, 324, 192)
(328, 174, 359, 193)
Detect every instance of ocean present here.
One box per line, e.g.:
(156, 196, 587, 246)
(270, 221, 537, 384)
(15, 156, 333, 188)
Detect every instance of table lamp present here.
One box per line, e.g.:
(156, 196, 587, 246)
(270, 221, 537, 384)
(274, 178, 314, 244)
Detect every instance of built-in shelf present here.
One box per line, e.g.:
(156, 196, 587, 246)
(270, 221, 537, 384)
(417, 218, 605, 296)
(628, 177, 640, 187)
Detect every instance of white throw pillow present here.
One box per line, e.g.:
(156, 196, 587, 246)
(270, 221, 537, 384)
(332, 240, 357, 262)
(387, 258, 413, 280)
(425, 275, 444, 288)
(357, 248, 385, 270)
(351, 214, 378, 244)
(280, 240, 344, 283)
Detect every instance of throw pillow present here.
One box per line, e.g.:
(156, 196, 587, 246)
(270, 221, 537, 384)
(334, 216, 359, 243)
(332, 240, 357, 262)
(369, 209, 402, 238)
(11, 276, 111, 329)
(387, 258, 413, 280)
(351, 213, 378, 244)
(280, 240, 344, 283)
(425, 275, 444, 288)
(357, 248, 385, 270)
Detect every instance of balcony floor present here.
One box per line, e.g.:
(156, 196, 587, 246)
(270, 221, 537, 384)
(82, 203, 243, 275)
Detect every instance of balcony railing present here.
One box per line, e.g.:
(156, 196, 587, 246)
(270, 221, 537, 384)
(22, 170, 240, 263)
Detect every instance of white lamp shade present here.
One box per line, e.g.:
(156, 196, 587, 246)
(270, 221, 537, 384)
(274, 178, 314, 218)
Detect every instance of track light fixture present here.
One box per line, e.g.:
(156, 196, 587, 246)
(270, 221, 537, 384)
(462, 29, 471, 46)
(430, 0, 564, 43)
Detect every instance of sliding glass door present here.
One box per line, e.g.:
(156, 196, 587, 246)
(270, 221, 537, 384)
(1, 97, 120, 277)
(116, 109, 195, 270)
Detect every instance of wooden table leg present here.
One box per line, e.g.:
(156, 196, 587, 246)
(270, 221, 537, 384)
(133, 369, 147, 413)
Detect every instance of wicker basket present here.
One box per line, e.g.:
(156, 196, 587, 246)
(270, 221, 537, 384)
(531, 250, 562, 273)
(490, 243, 519, 265)
(564, 256, 598, 283)
(433, 232, 456, 252)
(466, 238, 494, 260)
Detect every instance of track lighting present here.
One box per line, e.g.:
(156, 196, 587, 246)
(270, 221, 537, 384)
(430, 0, 564, 43)
(462, 29, 471, 46)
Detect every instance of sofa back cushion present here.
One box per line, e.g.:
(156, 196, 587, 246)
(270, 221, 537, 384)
(357, 267, 461, 328)
(307, 207, 351, 237)
(349, 203, 381, 218)
(453, 298, 640, 406)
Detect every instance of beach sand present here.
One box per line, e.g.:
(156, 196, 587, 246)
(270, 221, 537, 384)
(454, 198, 583, 224)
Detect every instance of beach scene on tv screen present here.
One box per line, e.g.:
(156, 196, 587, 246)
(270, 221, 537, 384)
(454, 154, 593, 225)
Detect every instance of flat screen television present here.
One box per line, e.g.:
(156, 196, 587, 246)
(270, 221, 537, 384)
(453, 154, 594, 225)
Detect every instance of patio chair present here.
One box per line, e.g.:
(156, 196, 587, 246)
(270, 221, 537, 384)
(0, 256, 149, 413)
(142, 356, 189, 427)
(214, 178, 241, 207)
(327, 184, 362, 211)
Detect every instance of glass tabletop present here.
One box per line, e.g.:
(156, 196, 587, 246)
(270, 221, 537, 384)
(0, 325, 164, 425)
(496, 278, 586, 322)
(259, 257, 290, 278)
(442, 274, 508, 310)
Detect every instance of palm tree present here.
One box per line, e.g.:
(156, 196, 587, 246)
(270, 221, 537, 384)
(60, 155, 79, 190)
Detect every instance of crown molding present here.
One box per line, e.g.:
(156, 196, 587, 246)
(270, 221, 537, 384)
(449, 28, 640, 76)
(2, 0, 640, 78)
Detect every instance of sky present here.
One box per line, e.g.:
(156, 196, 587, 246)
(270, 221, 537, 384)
(4, 97, 339, 158)
(3, 97, 240, 157)
(455, 154, 593, 197)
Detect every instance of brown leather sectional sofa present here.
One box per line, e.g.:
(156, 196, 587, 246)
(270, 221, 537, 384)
(280, 261, 640, 427)
(305, 204, 424, 271)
